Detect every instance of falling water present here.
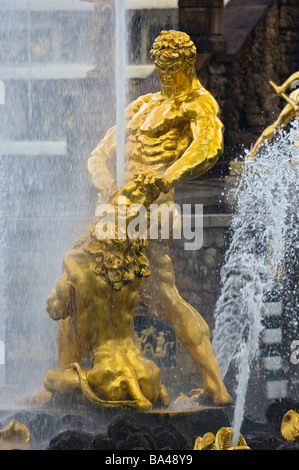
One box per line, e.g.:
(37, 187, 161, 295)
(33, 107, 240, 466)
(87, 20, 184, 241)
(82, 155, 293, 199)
(213, 120, 299, 446)
(26, 0, 33, 134)
(0, 0, 96, 399)
(0, 162, 8, 387)
(115, 0, 127, 189)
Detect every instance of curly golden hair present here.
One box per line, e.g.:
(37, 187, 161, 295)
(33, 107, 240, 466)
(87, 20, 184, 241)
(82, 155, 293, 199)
(150, 30, 196, 67)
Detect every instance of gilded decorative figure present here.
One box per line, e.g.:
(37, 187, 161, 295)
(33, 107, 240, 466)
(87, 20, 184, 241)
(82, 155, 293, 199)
(193, 427, 250, 450)
(281, 410, 299, 443)
(41, 171, 171, 410)
(248, 71, 299, 160)
(0, 420, 31, 450)
(134, 326, 175, 359)
(88, 30, 232, 405)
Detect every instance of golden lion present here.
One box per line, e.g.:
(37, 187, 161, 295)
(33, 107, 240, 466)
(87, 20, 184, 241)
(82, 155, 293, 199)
(40, 171, 171, 410)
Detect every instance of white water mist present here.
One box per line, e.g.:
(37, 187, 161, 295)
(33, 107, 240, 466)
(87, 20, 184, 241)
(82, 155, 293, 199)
(115, 0, 127, 189)
(0, 163, 8, 387)
(213, 120, 299, 446)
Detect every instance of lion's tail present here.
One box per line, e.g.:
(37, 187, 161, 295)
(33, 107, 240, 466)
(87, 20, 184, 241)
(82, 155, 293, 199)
(69, 362, 150, 410)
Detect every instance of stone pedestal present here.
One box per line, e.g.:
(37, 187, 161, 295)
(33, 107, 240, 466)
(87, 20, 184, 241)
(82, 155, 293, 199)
(0, 404, 233, 449)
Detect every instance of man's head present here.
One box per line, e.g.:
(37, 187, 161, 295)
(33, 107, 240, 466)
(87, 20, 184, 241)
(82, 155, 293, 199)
(150, 30, 197, 93)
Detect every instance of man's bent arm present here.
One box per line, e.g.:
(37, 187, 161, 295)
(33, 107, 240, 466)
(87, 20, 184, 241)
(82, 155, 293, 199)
(163, 94, 224, 188)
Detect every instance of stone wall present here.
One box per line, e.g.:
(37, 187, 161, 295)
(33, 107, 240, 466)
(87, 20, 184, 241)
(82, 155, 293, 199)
(131, 0, 299, 164)
(170, 217, 231, 330)
(195, 0, 299, 161)
(179, 0, 226, 53)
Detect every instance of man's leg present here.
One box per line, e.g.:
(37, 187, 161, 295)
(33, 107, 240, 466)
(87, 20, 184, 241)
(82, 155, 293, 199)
(142, 242, 232, 404)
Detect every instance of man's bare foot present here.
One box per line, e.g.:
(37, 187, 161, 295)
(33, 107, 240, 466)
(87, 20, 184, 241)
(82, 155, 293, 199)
(213, 389, 233, 405)
(189, 388, 233, 405)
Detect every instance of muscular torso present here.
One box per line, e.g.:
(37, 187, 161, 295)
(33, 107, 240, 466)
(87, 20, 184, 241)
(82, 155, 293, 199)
(89, 84, 222, 204)
(124, 92, 195, 184)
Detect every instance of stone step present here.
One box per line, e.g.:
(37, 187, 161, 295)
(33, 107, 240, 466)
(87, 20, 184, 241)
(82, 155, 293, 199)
(0, 140, 67, 156)
(0, 64, 94, 81)
(1, 0, 178, 10)
(0, 77, 84, 141)
(127, 0, 177, 8)
(174, 178, 230, 213)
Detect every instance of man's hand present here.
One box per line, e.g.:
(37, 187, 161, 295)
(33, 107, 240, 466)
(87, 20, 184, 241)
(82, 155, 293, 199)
(133, 170, 172, 194)
(154, 174, 173, 194)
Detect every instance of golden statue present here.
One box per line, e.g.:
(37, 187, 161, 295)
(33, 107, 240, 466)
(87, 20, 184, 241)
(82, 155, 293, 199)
(40, 170, 171, 410)
(0, 420, 31, 450)
(281, 410, 299, 443)
(27, 30, 232, 410)
(87, 30, 232, 405)
(248, 71, 299, 159)
(193, 427, 250, 450)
